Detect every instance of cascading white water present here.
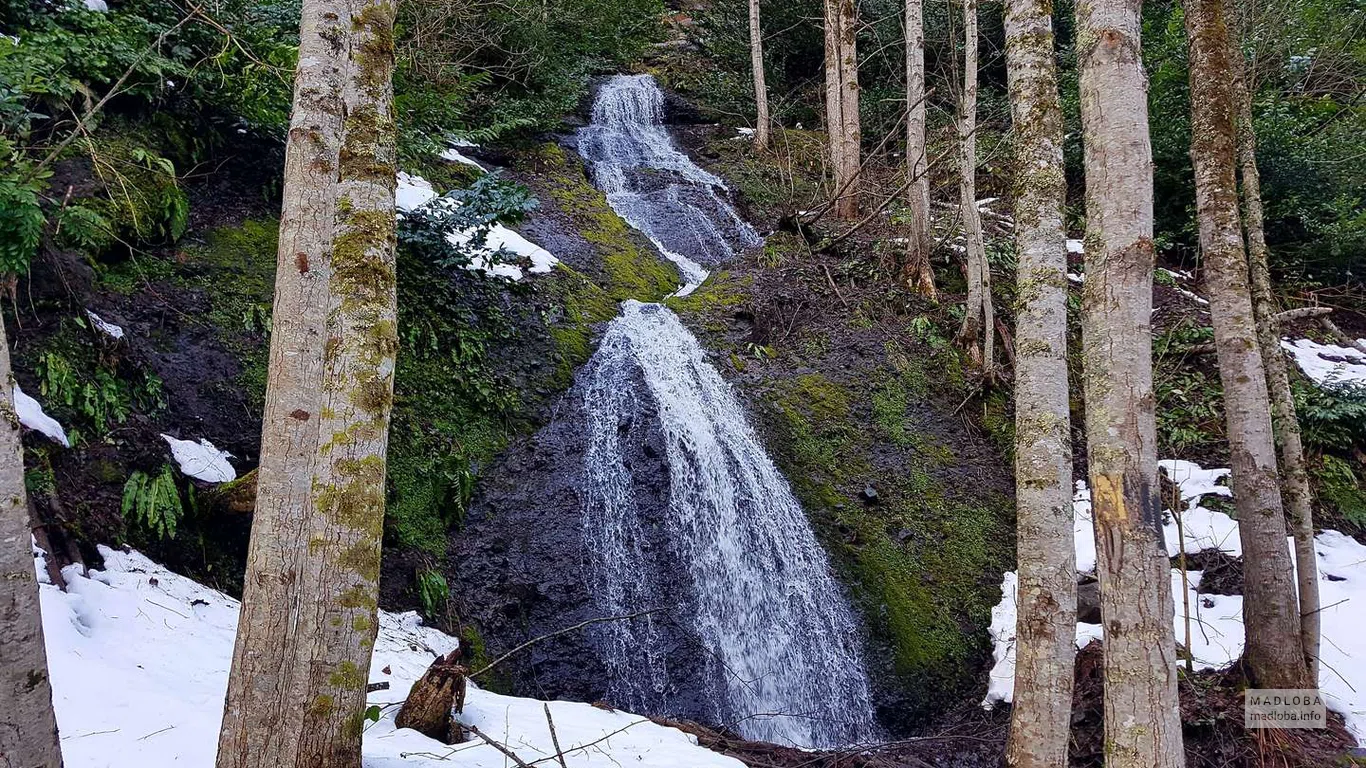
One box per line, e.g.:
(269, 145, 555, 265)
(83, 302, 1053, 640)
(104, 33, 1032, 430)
(576, 75, 875, 747)
(577, 74, 762, 297)
(580, 302, 878, 748)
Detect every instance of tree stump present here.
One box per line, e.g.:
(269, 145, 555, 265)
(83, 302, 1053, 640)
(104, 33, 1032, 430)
(396, 651, 467, 744)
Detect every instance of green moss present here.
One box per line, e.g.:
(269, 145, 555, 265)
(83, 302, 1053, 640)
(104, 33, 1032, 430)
(534, 143, 677, 303)
(758, 362, 1012, 717)
(328, 661, 367, 691)
(85, 132, 189, 248)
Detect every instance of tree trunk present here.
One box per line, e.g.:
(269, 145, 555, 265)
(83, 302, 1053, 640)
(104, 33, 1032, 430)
(824, 0, 861, 220)
(956, 0, 992, 371)
(748, 0, 770, 151)
(901, 0, 936, 298)
(0, 318, 63, 768)
(1002, 0, 1074, 762)
(1074, 0, 1186, 763)
(1184, 0, 1310, 690)
(215, 0, 400, 765)
(1228, 0, 1320, 683)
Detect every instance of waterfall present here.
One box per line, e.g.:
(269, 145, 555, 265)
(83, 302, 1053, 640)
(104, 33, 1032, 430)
(576, 75, 876, 748)
(577, 74, 761, 297)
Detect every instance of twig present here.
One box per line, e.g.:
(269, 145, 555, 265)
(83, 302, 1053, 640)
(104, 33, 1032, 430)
(543, 704, 568, 768)
(467, 725, 534, 768)
(469, 609, 661, 678)
(822, 264, 848, 308)
(137, 725, 174, 741)
(526, 719, 652, 766)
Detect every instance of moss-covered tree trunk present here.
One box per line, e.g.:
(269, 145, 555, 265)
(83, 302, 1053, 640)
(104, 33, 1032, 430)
(955, 0, 993, 372)
(1002, 0, 1074, 762)
(823, 0, 861, 219)
(901, 0, 936, 298)
(1074, 0, 1185, 763)
(0, 317, 63, 768)
(215, 0, 399, 765)
(1184, 0, 1310, 690)
(1229, 0, 1321, 681)
(748, 0, 770, 151)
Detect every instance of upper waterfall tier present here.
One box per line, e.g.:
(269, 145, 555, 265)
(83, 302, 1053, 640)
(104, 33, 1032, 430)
(576, 74, 761, 296)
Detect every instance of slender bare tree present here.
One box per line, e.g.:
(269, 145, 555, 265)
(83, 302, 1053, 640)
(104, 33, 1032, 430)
(215, 0, 400, 765)
(1002, 0, 1074, 761)
(955, 0, 993, 372)
(824, 0, 861, 219)
(1075, 0, 1185, 762)
(0, 320, 63, 768)
(748, 0, 771, 151)
(1184, 0, 1310, 690)
(901, 0, 936, 298)
(1228, 0, 1321, 681)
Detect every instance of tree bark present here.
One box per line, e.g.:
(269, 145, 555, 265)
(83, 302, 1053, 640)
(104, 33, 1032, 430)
(956, 0, 993, 372)
(901, 0, 936, 298)
(1002, 0, 1074, 762)
(1184, 0, 1310, 690)
(0, 318, 63, 768)
(824, 0, 861, 220)
(1074, 0, 1186, 764)
(1228, 0, 1320, 682)
(748, 0, 770, 151)
(215, 1, 400, 766)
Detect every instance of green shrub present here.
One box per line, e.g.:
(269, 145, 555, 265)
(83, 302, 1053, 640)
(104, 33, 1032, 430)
(1317, 455, 1366, 527)
(122, 464, 184, 539)
(416, 568, 449, 620)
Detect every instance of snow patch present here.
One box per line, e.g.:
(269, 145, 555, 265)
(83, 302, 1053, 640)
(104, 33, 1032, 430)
(1065, 239, 1085, 254)
(984, 458, 1366, 742)
(15, 383, 70, 447)
(39, 546, 745, 767)
(160, 434, 236, 483)
(440, 146, 486, 172)
(1281, 338, 1366, 390)
(396, 172, 559, 281)
(85, 310, 124, 340)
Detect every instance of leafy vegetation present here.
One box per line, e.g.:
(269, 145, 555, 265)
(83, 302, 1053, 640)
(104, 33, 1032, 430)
(122, 464, 185, 540)
(416, 568, 450, 621)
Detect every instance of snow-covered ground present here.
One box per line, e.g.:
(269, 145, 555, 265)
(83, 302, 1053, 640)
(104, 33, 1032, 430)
(395, 172, 559, 281)
(40, 546, 743, 767)
(1282, 337, 1366, 390)
(985, 460, 1366, 743)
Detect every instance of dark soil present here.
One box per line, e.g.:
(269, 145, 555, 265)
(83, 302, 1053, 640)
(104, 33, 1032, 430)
(1182, 549, 1244, 596)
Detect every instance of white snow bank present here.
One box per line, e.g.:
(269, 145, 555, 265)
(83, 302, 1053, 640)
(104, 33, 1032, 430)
(85, 310, 125, 340)
(440, 146, 486, 172)
(40, 546, 744, 767)
(160, 434, 236, 483)
(984, 460, 1366, 744)
(395, 172, 558, 281)
(396, 172, 439, 212)
(732, 127, 756, 140)
(1282, 337, 1366, 390)
(15, 383, 70, 447)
